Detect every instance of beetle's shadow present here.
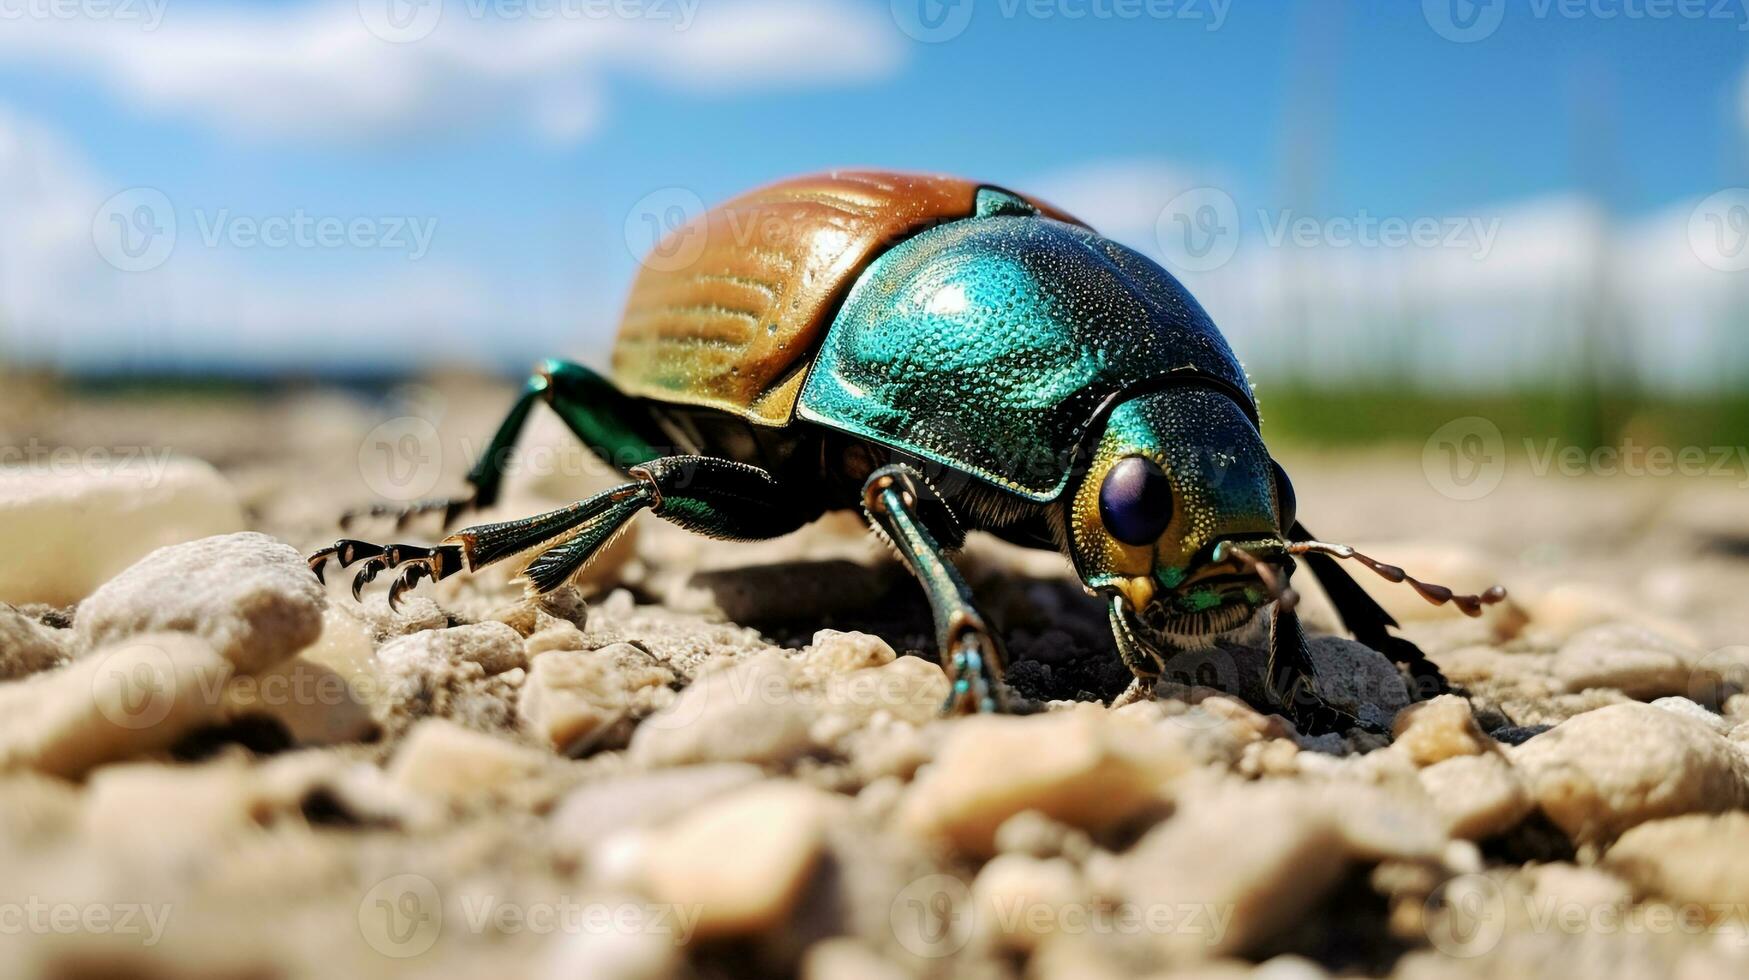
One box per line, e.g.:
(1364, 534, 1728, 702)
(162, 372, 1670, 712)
(686, 558, 1131, 703)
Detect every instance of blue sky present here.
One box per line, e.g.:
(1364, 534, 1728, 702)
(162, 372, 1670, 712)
(1, 0, 1746, 378)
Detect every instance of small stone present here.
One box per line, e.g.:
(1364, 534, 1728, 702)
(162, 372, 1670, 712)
(899, 704, 1189, 856)
(796, 630, 895, 680)
(1118, 781, 1348, 960)
(525, 621, 589, 657)
(387, 718, 551, 800)
(0, 771, 80, 849)
(376, 622, 526, 677)
(1392, 695, 1492, 766)
(1605, 812, 1749, 906)
(799, 938, 910, 980)
(0, 604, 67, 680)
(215, 656, 377, 747)
(1417, 752, 1533, 840)
(1512, 702, 1749, 842)
(0, 633, 233, 778)
(518, 649, 639, 753)
(75, 532, 324, 675)
(972, 853, 1087, 953)
(83, 760, 263, 853)
(1305, 635, 1413, 717)
(348, 593, 447, 640)
(1529, 582, 1702, 648)
(537, 897, 682, 980)
(814, 656, 949, 740)
(550, 764, 764, 844)
(1552, 623, 1700, 700)
(0, 458, 245, 606)
(1649, 696, 1731, 734)
(629, 653, 816, 768)
(639, 781, 839, 939)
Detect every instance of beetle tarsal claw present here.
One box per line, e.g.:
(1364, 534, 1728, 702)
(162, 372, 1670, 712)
(350, 557, 388, 602)
(388, 564, 434, 611)
(306, 538, 463, 605)
(1286, 540, 1509, 618)
(307, 538, 387, 584)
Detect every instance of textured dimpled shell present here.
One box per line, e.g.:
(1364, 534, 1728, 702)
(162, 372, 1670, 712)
(610, 171, 1082, 425)
(798, 215, 1254, 500)
(1068, 388, 1279, 593)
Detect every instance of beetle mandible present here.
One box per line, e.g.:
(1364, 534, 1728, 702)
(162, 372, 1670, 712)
(310, 170, 1505, 734)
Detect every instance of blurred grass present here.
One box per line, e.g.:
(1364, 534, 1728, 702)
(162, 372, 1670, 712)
(13, 368, 1749, 455)
(1256, 380, 1749, 451)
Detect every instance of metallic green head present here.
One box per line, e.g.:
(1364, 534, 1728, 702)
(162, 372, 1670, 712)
(1065, 385, 1296, 665)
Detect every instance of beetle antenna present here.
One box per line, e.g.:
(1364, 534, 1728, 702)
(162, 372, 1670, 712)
(1221, 544, 1299, 614)
(1285, 540, 1507, 617)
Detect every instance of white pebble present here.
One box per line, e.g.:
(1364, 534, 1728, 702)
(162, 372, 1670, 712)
(0, 459, 244, 606)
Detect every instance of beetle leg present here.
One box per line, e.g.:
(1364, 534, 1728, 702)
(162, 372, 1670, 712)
(1107, 595, 1164, 706)
(1266, 603, 1386, 736)
(861, 464, 1007, 714)
(340, 496, 478, 533)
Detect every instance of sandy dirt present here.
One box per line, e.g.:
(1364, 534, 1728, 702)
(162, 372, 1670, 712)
(1, 376, 1747, 980)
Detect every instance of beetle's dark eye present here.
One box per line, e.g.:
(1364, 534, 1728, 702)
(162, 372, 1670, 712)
(1271, 460, 1297, 533)
(1098, 456, 1173, 545)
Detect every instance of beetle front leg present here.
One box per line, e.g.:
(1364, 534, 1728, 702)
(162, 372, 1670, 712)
(861, 464, 1007, 715)
(1266, 603, 1386, 736)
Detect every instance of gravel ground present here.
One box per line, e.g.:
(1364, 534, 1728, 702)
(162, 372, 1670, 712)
(1, 376, 1747, 980)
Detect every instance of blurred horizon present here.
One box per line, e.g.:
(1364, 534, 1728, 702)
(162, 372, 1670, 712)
(3, 0, 1748, 409)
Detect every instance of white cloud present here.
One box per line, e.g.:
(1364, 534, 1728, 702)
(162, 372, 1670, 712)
(0, 106, 586, 371)
(1024, 158, 1211, 246)
(0, 0, 901, 145)
(1028, 159, 1740, 390)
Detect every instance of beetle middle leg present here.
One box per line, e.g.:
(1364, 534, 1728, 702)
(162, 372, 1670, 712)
(860, 464, 1007, 715)
(314, 454, 818, 607)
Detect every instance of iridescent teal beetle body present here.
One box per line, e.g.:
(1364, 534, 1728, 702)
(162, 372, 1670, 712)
(800, 196, 1254, 501)
(312, 170, 1504, 734)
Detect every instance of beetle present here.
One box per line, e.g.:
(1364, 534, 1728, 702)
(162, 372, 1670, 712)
(310, 170, 1504, 733)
